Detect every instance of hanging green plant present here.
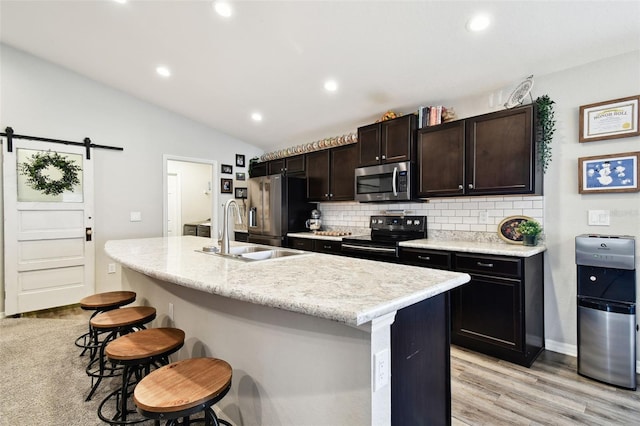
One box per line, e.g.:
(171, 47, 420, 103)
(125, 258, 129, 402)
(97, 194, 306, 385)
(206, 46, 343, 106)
(535, 95, 556, 174)
(19, 151, 82, 196)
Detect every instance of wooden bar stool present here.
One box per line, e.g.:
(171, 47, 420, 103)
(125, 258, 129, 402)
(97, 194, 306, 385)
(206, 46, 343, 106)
(98, 328, 186, 425)
(86, 306, 156, 402)
(134, 358, 233, 426)
(75, 291, 137, 359)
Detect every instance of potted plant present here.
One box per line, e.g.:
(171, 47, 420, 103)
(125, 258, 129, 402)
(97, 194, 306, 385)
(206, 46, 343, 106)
(517, 219, 542, 246)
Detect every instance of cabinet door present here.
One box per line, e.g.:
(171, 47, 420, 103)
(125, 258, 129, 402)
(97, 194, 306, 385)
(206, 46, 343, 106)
(382, 114, 415, 164)
(268, 159, 285, 175)
(306, 150, 330, 201)
(285, 155, 305, 175)
(357, 123, 381, 167)
(329, 143, 358, 201)
(451, 274, 523, 351)
(417, 121, 465, 197)
(466, 105, 536, 195)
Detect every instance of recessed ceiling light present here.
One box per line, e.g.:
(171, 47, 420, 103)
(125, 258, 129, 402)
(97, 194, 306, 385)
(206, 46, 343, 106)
(251, 112, 263, 122)
(324, 80, 338, 92)
(156, 66, 171, 78)
(213, 1, 233, 18)
(113, 0, 127, 4)
(467, 14, 490, 32)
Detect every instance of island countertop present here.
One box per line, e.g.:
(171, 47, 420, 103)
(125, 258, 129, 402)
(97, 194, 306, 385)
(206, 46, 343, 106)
(105, 236, 470, 327)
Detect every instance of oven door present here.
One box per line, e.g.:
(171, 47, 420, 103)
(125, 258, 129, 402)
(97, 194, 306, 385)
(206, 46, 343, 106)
(354, 161, 411, 202)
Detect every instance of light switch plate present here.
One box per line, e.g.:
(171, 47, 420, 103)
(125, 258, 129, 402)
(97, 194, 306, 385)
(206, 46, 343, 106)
(588, 210, 610, 226)
(130, 211, 142, 222)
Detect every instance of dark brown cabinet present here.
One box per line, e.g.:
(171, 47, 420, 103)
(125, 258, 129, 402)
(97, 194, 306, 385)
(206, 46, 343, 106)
(288, 237, 341, 255)
(306, 144, 358, 201)
(417, 105, 542, 197)
(357, 114, 416, 167)
(268, 155, 305, 175)
(451, 252, 544, 367)
(249, 161, 267, 177)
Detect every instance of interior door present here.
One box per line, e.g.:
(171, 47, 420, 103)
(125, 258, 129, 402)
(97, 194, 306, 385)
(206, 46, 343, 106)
(3, 139, 94, 315)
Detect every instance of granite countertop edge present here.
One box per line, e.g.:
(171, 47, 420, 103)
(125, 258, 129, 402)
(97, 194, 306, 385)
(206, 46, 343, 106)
(105, 236, 470, 327)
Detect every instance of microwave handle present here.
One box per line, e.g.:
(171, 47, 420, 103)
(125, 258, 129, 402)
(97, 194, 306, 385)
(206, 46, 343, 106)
(392, 166, 398, 196)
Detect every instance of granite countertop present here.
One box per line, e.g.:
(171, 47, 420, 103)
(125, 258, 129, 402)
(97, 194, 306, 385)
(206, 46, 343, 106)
(289, 232, 546, 257)
(105, 236, 470, 327)
(287, 231, 351, 241)
(399, 239, 546, 257)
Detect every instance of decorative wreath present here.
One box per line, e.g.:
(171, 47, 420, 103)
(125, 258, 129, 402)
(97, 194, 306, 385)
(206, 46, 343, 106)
(19, 151, 81, 196)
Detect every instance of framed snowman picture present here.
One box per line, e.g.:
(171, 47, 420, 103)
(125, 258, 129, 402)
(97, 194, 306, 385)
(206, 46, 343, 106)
(578, 151, 639, 194)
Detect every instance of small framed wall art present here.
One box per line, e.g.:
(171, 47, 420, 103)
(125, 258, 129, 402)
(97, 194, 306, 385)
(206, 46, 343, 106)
(578, 151, 639, 194)
(221, 164, 233, 174)
(221, 178, 233, 194)
(235, 187, 247, 199)
(579, 95, 640, 142)
(236, 172, 245, 181)
(236, 154, 245, 167)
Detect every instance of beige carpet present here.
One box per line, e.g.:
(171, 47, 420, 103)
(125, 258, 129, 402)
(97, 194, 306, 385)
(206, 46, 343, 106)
(0, 317, 146, 426)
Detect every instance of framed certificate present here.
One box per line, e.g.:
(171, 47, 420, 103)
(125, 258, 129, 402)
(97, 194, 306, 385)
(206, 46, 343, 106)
(579, 95, 640, 142)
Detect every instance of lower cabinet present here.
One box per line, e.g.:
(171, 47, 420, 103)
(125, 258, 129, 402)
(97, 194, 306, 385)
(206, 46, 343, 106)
(400, 247, 544, 367)
(288, 237, 342, 255)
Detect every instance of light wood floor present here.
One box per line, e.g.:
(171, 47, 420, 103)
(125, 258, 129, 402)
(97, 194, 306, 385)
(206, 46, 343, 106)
(23, 306, 640, 425)
(452, 345, 640, 425)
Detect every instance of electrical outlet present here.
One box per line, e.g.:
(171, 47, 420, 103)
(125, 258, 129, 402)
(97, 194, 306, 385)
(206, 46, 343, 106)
(130, 211, 142, 222)
(107, 263, 116, 274)
(168, 303, 174, 321)
(374, 349, 389, 391)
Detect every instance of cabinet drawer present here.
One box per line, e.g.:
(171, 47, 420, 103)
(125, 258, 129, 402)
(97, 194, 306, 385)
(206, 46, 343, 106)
(455, 254, 522, 278)
(183, 225, 197, 236)
(400, 248, 452, 270)
(314, 240, 342, 254)
(288, 237, 314, 251)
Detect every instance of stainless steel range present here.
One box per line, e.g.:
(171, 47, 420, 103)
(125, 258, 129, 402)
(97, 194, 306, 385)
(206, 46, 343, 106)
(341, 215, 427, 260)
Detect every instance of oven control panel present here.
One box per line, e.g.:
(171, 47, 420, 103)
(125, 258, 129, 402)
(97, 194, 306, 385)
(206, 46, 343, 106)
(370, 215, 427, 232)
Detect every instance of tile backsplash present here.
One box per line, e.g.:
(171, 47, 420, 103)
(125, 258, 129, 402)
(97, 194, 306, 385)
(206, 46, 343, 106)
(317, 195, 544, 242)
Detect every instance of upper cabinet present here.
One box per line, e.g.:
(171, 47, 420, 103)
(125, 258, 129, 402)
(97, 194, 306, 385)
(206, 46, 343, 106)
(357, 114, 417, 167)
(417, 105, 542, 198)
(268, 155, 305, 176)
(306, 143, 358, 201)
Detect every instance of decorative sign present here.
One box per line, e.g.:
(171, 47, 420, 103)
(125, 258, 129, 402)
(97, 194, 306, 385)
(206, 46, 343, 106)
(579, 95, 639, 142)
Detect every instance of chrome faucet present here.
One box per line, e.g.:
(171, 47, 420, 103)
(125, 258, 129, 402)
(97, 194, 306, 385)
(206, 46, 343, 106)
(221, 199, 241, 255)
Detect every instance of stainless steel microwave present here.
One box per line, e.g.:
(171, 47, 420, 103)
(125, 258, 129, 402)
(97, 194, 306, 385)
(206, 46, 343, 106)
(354, 161, 412, 202)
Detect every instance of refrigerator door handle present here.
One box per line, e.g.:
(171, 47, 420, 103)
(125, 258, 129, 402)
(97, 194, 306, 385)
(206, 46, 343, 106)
(248, 207, 257, 228)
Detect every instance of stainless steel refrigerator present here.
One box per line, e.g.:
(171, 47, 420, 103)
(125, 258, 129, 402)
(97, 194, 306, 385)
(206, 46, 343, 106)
(247, 174, 315, 247)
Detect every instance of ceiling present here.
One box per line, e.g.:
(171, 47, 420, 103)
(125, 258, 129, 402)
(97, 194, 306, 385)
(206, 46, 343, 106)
(1, 1, 639, 152)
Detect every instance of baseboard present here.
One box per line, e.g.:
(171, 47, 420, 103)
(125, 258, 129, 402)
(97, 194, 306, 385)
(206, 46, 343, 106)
(545, 339, 640, 372)
(545, 339, 577, 357)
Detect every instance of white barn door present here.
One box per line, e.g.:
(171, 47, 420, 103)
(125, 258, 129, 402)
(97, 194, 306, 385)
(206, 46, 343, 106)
(3, 139, 94, 315)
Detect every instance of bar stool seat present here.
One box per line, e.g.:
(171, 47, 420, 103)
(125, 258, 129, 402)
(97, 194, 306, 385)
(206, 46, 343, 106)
(86, 306, 156, 401)
(75, 291, 137, 358)
(134, 357, 233, 426)
(98, 328, 185, 425)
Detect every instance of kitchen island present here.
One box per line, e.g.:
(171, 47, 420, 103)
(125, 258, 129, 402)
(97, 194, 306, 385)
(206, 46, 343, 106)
(105, 236, 470, 426)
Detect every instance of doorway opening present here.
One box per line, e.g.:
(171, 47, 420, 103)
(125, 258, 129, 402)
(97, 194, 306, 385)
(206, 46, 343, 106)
(163, 155, 218, 240)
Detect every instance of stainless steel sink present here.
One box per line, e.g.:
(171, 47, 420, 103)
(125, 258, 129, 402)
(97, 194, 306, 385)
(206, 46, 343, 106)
(198, 245, 305, 261)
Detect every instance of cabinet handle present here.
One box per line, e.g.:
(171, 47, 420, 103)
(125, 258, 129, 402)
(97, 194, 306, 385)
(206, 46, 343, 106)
(477, 262, 494, 268)
(468, 183, 474, 189)
(458, 184, 463, 190)
(418, 255, 431, 261)
(375, 156, 379, 161)
(381, 155, 386, 160)
(323, 245, 331, 249)
(329, 193, 333, 197)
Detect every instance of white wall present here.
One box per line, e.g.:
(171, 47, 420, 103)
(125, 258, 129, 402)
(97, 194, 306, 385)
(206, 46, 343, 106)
(0, 44, 263, 308)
